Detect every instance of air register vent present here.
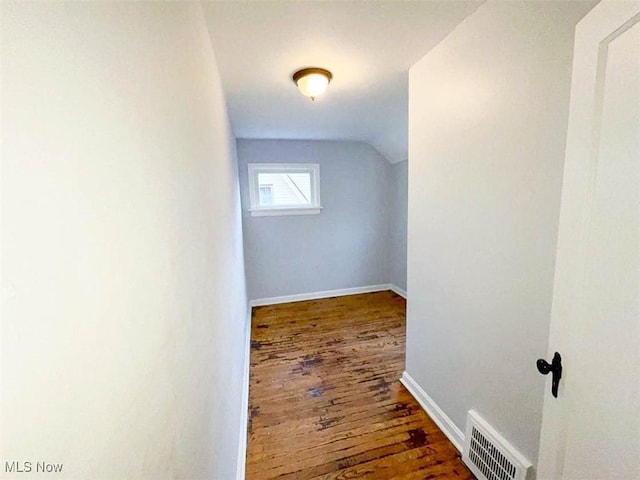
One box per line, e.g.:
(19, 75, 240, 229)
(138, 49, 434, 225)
(462, 410, 532, 480)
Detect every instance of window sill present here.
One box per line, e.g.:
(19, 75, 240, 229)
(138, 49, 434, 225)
(250, 207, 322, 217)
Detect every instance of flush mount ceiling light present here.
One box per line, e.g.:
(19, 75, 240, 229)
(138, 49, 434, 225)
(292, 67, 332, 101)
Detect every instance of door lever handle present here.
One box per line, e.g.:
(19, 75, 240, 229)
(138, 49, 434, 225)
(537, 352, 562, 398)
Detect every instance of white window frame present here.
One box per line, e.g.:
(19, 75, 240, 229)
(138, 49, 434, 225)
(248, 163, 322, 217)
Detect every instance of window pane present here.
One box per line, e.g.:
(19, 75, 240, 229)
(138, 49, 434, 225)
(259, 185, 273, 205)
(257, 172, 312, 206)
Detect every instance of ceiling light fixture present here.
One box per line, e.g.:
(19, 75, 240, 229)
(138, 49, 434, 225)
(292, 67, 332, 101)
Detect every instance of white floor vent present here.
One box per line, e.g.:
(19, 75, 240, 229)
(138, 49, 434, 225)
(462, 410, 532, 480)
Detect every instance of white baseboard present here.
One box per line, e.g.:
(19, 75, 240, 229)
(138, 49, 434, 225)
(389, 284, 407, 298)
(236, 305, 252, 480)
(400, 371, 464, 452)
(249, 284, 392, 307)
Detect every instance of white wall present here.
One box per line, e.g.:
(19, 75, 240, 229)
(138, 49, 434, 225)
(237, 140, 392, 301)
(388, 160, 408, 292)
(406, 0, 593, 466)
(1, 3, 247, 479)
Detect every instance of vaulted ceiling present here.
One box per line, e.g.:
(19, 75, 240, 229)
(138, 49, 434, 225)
(202, 1, 483, 163)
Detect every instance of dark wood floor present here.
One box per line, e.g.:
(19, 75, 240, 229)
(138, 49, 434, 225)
(245, 291, 474, 480)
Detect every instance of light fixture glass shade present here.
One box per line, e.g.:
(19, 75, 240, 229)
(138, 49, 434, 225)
(293, 68, 332, 100)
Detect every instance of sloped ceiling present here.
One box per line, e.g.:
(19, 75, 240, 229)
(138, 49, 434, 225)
(202, 1, 484, 163)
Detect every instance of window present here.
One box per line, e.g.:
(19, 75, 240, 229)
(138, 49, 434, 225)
(248, 163, 321, 216)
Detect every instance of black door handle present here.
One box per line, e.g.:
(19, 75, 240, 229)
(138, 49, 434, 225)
(537, 352, 562, 398)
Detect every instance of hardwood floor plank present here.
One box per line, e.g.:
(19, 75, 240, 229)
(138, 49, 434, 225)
(245, 291, 474, 480)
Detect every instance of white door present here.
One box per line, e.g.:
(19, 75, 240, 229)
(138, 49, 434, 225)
(537, 1, 640, 479)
